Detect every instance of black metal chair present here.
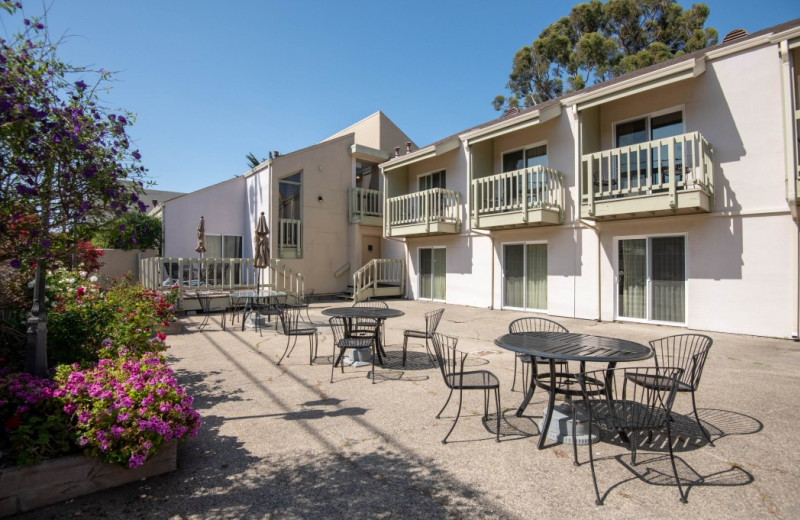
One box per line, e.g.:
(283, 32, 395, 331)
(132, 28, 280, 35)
(628, 334, 714, 445)
(255, 294, 286, 336)
(507, 317, 568, 392)
(291, 288, 314, 323)
(402, 308, 444, 366)
(351, 299, 388, 344)
(573, 366, 687, 505)
(329, 316, 379, 384)
(430, 333, 501, 444)
(276, 305, 318, 365)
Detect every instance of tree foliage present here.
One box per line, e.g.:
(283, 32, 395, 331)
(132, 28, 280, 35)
(0, 2, 149, 270)
(95, 212, 162, 251)
(493, 0, 719, 110)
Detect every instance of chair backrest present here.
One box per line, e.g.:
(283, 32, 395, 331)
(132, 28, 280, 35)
(304, 289, 315, 304)
(425, 308, 445, 335)
(649, 334, 712, 391)
(430, 333, 466, 389)
(508, 317, 568, 334)
(578, 366, 683, 431)
(329, 316, 379, 345)
(353, 299, 389, 309)
(279, 305, 302, 334)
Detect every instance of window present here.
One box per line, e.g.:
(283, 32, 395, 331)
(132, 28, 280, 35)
(502, 144, 547, 172)
(356, 160, 380, 190)
(418, 170, 445, 191)
(617, 235, 686, 323)
(613, 110, 684, 188)
(278, 172, 302, 258)
(503, 243, 547, 310)
(419, 247, 446, 300)
(615, 110, 683, 147)
(205, 235, 242, 258)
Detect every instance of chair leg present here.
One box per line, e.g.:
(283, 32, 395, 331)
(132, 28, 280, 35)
(572, 406, 580, 466)
(511, 355, 519, 392)
(666, 422, 688, 503)
(494, 388, 501, 443)
(691, 390, 714, 446)
(437, 388, 454, 419)
(277, 336, 297, 365)
(330, 343, 336, 383)
(402, 334, 408, 366)
(371, 340, 376, 384)
(443, 387, 464, 444)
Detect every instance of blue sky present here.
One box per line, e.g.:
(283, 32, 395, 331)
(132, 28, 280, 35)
(3, 1, 798, 193)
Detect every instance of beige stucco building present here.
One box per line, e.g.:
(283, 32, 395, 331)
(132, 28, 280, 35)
(381, 18, 800, 339)
(159, 111, 414, 295)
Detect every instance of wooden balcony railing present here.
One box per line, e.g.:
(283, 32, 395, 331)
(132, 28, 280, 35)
(278, 218, 302, 258)
(386, 188, 461, 234)
(352, 258, 406, 302)
(472, 166, 563, 224)
(581, 131, 713, 217)
(349, 187, 382, 224)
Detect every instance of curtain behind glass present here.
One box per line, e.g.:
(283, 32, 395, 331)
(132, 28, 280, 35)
(526, 244, 547, 310)
(651, 236, 685, 322)
(503, 245, 524, 308)
(205, 235, 222, 258)
(419, 248, 432, 299)
(433, 248, 446, 300)
(619, 239, 646, 319)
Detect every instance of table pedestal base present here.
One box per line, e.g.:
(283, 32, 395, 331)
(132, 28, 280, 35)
(539, 403, 598, 445)
(344, 347, 372, 367)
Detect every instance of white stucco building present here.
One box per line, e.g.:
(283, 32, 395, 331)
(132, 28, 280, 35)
(381, 18, 800, 339)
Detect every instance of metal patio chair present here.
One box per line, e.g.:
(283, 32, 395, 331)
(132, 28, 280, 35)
(276, 305, 318, 365)
(573, 366, 687, 505)
(507, 317, 569, 392)
(629, 334, 714, 445)
(430, 333, 501, 444)
(402, 308, 444, 366)
(329, 316, 380, 384)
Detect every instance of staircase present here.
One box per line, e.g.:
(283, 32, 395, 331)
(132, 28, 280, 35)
(352, 259, 406, 302)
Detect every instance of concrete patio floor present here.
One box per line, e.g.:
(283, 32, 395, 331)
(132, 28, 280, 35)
(18, 299, 800, 519)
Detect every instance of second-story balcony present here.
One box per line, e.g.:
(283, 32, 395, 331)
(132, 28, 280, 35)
(278, 218, 302, 258)
(580, 131, 714, 220)
(386, 188, 461, 238)
(472, 166, 564, 230)
(349, 187, 382, 226)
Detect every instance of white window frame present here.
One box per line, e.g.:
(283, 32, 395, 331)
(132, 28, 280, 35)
(611, 105, 685, 147)
(501, 140, 548, 172)
(501, 240, 548, 312)
(418, 246, 446, 302)
(417, 169, 446, 191)
(613, 232, 689, 326)
(204, 234, 243, 259)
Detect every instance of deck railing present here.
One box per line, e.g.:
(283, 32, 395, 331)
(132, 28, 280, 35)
(349, 187, 382, 223)
(352, 259, 406, 302)
(386, 188, 461, 228)
(278, 218, 302, 257)
(139, 257, 304, 307)
(581, 131, 713, 209)
(472, 166, 563, 218)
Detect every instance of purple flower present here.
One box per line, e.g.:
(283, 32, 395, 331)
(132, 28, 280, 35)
(78, 435, 89, 446)
(63, 402, 77, 414)
(118, 115, 127, 124)
(132, 151, 141, 160)
(128, 452, 146, 468)
(9, 258, 21, 269)
(75, 80, 87, 91)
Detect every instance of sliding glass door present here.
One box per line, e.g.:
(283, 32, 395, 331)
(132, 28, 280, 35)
(618, 236, 685, 323)
(503, 243, 547, 310)
(419, 247, 446, 300)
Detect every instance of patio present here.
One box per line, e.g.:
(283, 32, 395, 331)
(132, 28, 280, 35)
(18, 299, 800, 519)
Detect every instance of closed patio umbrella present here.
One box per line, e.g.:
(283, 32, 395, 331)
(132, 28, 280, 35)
(254, 212, 270, 290)
(195, 216, 206, 257)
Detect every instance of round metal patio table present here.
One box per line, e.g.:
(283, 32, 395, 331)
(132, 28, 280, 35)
(321, 306, 404, 365)
(494, 331, 653, 449)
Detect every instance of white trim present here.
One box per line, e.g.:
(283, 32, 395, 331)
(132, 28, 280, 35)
(383, 138, 459, 172)
(613, 233, 688, 326)
(463, 104, 561, 145)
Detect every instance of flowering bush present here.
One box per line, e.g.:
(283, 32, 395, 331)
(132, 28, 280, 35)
(0, 366, 76, 466)
(46, 270, 175, 364)
(53, 349, 201, 468)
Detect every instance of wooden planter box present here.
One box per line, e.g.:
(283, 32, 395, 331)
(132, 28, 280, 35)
(160, 320, 183, 335)
(0, 440, 177, 517)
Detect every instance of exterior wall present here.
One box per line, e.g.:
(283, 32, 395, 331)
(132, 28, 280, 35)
(98, 249, 158, 283)
(162, 177, 247, 258)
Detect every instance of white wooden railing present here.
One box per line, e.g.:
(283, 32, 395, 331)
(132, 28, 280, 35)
(386, 188, 461, 228)
(278, 218, 301, 257)
(349, 187, 382, 223)
(139, 257, 305, 307)
(472, 166, 563, 218)
(352, 259, 406, 302)
(581, 131, 713, 208)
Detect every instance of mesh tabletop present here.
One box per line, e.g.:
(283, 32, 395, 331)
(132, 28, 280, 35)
(321, 307, 405, 320)
(494, 332, 652, 364)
